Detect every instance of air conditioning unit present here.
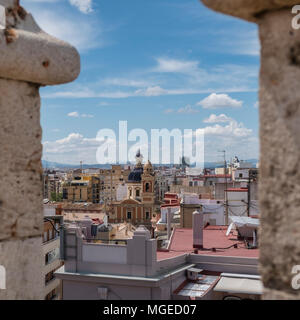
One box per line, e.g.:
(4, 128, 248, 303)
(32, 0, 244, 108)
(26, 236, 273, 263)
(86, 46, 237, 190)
(228, 216, 259, 241)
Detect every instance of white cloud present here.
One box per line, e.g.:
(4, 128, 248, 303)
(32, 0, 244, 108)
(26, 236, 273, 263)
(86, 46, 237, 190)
(154, 57, 199, 74)
(23, 2, 102, 52)
(43, 56, 258, 99)
(42, 118, 258, 164)
(69, 0, 93, 14)
(101, 78, 152, 88)
(163, 105, 199, 114)
(180, 114, 258, 162)
(68, 111, 94, 118)
(135, 86, 167, 97)
(203, 114, 232, 123)
(198, 93, 243, 109)
(43, 133, 100, 164)
(204, 119, 252, 138)
(68, 111, 79, 117)
(202, 116, 258, 161)
(44, 85, 255, 100)
(177, 104, 199, 114)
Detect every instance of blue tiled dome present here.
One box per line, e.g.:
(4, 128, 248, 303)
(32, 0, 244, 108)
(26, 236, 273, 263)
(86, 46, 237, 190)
(128, 166, 143, 182)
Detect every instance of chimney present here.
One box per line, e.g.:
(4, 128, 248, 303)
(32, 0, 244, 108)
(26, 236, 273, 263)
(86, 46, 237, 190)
(56, 204, 62, 216)
(167, 207, 172, 240)
(193, 210, 203, 250)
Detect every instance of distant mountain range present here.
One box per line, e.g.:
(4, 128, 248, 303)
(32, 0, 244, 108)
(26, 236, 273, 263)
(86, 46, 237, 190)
(42, 160, 111, 169)
(42, 159, 259, 170)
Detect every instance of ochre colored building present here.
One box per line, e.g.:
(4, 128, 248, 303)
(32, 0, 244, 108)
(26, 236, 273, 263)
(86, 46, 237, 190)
(62, 175, 100, 203)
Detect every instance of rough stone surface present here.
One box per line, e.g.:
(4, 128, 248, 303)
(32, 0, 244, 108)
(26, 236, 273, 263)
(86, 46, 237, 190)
(0, 237, 43, 299)
(0, 0, 80, 85)
(0, 0, 80, 300)
(201, 0, 300, 22)
(1, 0, 16, 7)
(258, 8, 300, 299)
(0, 79, 43, 240)
(200, 1, 300, 299)
(263, 288, 300, 300)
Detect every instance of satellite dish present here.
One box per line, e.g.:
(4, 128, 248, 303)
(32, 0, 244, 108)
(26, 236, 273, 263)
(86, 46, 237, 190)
(226, 222, 234, 236)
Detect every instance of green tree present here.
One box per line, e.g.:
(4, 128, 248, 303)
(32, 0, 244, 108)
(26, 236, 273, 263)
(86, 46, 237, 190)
(50, 192, 63, 202)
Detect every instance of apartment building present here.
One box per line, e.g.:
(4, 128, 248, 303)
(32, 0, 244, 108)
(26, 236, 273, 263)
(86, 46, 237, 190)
(154, 172, 169, 202)
(99, 165, 131, 202)
(62, 175, 100, 203)
(43, 171, 64, 200)
(56, 214, 262, 300)
(43, 215, 63, 300)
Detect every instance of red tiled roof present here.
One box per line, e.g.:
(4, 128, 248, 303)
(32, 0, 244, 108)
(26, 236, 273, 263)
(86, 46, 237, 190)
(164, 193, 178, 199)
(157, 226, 259, 261)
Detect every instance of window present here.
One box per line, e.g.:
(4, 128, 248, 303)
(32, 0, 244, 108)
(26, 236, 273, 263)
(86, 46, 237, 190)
(45, 288, 57, 300)
(45, 247, 60, 265)
(127, 211, 132, 220)
(145, 183, 150, 192)
(136, 189, 140, 197)
(45, 270, 55, 285)
(239, 173, 243, 178)
(145, 211, 150, 220)
(44, 231, 48, 243)
(129, 189, 132, 197)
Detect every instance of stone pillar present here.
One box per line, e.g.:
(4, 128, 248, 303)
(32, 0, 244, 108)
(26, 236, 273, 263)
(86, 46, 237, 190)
(0, 0, 80, 299)
(201, 0, 300, 299)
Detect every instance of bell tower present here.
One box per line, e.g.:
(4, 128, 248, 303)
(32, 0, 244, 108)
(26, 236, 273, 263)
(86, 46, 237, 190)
(141, 160, 155, 204)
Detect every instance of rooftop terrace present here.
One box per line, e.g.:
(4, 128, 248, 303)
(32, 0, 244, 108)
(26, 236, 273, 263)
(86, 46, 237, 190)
(157, 226, 259, 261)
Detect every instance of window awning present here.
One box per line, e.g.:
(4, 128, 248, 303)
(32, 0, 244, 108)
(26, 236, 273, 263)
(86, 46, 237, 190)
(214, 275, 263, 295)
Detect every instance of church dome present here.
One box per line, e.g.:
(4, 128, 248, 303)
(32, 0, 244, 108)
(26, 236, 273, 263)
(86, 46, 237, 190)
(128, 166, 143, 183)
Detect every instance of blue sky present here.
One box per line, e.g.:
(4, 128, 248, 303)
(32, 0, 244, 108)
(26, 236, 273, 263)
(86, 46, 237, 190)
(23, 0, 260, 165)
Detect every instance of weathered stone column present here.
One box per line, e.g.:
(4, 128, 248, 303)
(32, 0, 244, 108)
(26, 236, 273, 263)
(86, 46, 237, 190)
(201, 0, 300, 299)
(0, 0, 80, 299)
